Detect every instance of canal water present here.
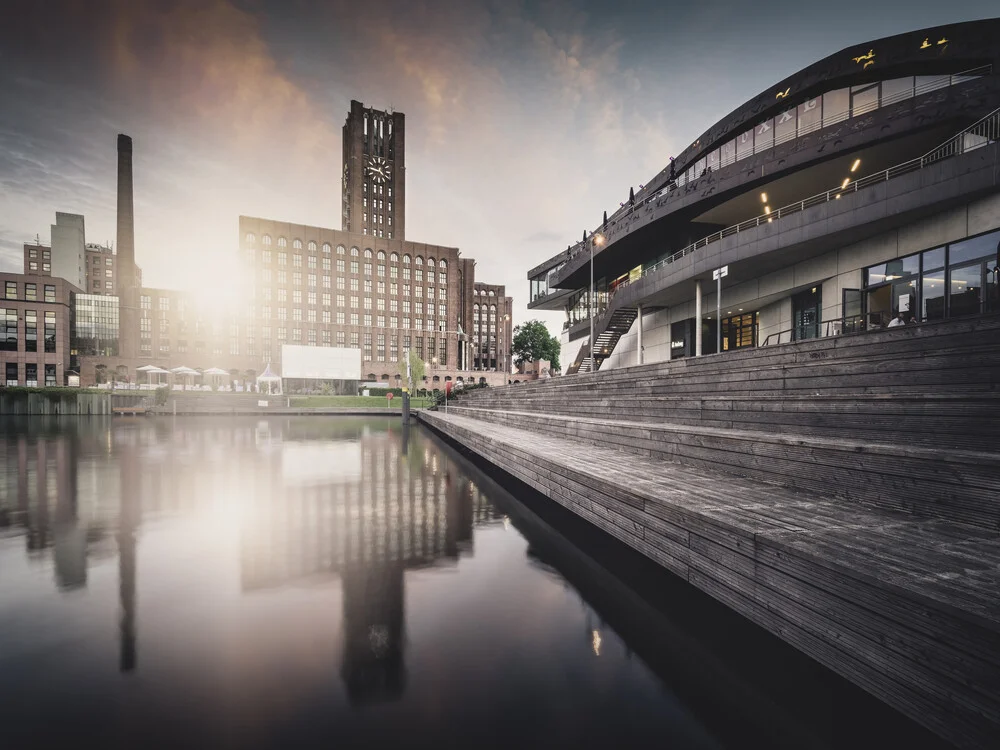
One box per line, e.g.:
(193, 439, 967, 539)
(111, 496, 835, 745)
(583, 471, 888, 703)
(0, 417, 949, 749)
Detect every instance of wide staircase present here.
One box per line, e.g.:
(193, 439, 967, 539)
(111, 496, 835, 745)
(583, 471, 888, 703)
(422, 313, 1000, 750)
(158, 392, 274, 414)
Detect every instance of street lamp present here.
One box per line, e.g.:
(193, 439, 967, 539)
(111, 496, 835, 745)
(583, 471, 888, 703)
(590, 232, 606, 371)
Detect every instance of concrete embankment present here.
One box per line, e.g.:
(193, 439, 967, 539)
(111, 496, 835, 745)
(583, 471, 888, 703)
(420, 315, 1000, 750)
(0, 390, 139, 415)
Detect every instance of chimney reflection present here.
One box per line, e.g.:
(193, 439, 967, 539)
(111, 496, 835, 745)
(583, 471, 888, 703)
(117, 441, 140, 673)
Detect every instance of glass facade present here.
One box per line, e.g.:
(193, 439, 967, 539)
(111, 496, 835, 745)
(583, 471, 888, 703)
(73, 294, 120, 356)
(673, 70, 984, 190)
(862, 229, 1000, 326)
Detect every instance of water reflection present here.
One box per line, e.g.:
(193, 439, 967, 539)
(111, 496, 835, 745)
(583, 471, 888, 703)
(0, 418, 503, 707)
(0, 418, 947, 749)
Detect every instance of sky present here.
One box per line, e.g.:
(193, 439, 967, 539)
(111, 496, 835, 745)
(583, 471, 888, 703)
(1, 0, 997, 337)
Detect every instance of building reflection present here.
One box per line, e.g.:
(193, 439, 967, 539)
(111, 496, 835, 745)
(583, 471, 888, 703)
(0, 427, 93, 590)
(0, 418, 504, 701)
(240, 421, 502, 704)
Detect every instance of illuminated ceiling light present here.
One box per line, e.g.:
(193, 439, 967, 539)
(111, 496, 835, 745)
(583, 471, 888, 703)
(761, 192, 768, 203)
(842, 177, 850, 188)
(764, 205, 771, 214)
(851, 158, 861, 172)
(738, 308, 744, 311)
(811, 287, 817, 293)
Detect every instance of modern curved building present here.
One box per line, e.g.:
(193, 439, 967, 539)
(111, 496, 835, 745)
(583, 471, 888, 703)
(528, 20, 1000, 373)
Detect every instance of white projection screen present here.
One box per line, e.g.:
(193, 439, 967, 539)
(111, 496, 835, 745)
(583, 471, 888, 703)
(281, 345, 361, 380)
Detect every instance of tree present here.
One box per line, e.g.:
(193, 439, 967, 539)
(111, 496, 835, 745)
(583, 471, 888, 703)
(512, 320, 561, 372)
(397, 349, 426, 391)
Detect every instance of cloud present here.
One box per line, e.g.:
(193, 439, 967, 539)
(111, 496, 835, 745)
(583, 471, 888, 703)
(0, 0, 688, 347)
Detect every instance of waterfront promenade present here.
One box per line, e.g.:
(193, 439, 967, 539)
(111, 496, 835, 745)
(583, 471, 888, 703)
(420, 314, 1000, 750)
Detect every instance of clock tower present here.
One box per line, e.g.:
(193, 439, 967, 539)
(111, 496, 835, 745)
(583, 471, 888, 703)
(342, 100, 405, 240)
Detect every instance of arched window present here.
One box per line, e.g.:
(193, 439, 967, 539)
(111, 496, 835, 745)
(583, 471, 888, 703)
(350, 247, 359, 257)
(293, 239, 302, 249)
(490, 305, 497, 313)
(278, 237, 287, 247)
(377, 250, 386, 261)
(262, 235, 272, 246)
(415, 256, 424, 266)
(488, 290, 496, 296)
(428, 257, 436, 267)
(364, 248, 373, 258)
(390, 252, 399, 263)
(336, 245, 346, 255)
(402, 254, 411, 265)
(322, 243, 332, 254)
(245, 232, 256, 245)
(439, 259, 447, 270)
(307, 241, 317, 251)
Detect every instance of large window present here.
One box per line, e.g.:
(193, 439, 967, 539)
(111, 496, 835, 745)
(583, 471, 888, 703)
(1, 308, 17, 351)
(774, 108, 796, 146)
(823, 88, 850, 126)
(24, 311, 37, 352)
(850, 83, 880, 116)
(862, 228, 999, 326)
(797, 98, 822, 135)
(44, 312, 56, 352)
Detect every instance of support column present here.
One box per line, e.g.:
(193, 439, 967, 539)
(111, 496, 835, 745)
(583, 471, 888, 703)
(695, 280, 703, 357)
(636, 304, 644, 366)
(665, 307, 672, 362)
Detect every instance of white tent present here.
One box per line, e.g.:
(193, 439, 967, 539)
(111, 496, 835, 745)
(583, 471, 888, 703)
(170, 366, 199, 390)
(256, 363, 283, 395)
(136, 364, 169, 387)
(201, 367, 230, 390)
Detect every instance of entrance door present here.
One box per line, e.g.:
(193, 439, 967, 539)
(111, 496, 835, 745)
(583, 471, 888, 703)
(792, 288, 821, 340)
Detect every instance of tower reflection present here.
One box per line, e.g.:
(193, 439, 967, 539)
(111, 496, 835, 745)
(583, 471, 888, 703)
(239, 421, 501, 704)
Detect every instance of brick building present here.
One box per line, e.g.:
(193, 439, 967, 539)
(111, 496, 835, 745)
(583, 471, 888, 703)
(17, 101, 514, 389)
(471, 282, 513, 373)
(0, 272, 78, 387)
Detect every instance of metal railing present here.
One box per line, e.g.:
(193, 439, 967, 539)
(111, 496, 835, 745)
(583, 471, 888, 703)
(558, 65, 993, 267)
(594, 105, 1000, 325)
(761, 320, 846, 347)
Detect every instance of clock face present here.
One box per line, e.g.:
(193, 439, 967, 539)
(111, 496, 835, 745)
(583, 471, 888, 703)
(366, 156, 391, 183)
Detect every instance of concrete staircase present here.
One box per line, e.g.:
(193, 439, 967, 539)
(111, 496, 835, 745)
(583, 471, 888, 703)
(425, 313, 1000, 749)
(455, 314, 1000, 528)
